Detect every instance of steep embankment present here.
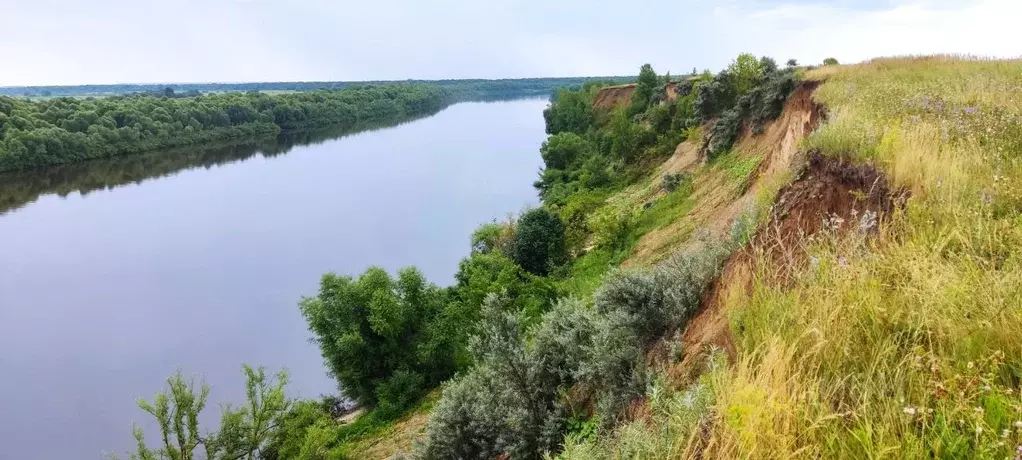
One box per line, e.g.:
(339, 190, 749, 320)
(565, 57, 1022, 460)
(592, 81, 681, 111)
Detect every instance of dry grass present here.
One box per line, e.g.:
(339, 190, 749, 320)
(559, 56, 1022, 459)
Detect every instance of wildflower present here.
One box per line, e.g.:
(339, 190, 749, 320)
(1003, 429, 1011, 438)
(810, 256, 820, 267)
(903, 406, 917, 415)
(964, 106, 978, 115)
(974, 407, 985, 414)
(968, 362, 975, 369)
(859, 210, 878, 231)
(976, 425, 983, 435)
(838, 257, 848, 267)
(983, 385, 992, 392)
(1015, 420, 1022, 429)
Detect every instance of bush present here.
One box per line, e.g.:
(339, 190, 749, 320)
(823, 57, 839, 66)
(469, 221, 512, 255)
(416, 365, 517, 460)
(628, 64, 659, 116)
(694, 70, 736, 121)
(543, 88, 594, 135)
(299, 267, 464, 408)
(540, 132, 589, 170)
(511, 208, 567, 276)
(661, 173, 687, 192)
(454, 250, 556, 320)
(707, 107, 743, 158)
(726, 53, 764, 96)
(374, 369, 425, 419)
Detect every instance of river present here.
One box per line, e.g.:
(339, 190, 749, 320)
(0, 98, 548, 459)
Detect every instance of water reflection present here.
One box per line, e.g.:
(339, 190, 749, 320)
(0, 111, 440, 216)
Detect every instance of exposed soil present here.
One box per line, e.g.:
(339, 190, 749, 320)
(627, 81, 825, 266)
(672, 152, 904, 381)
(592, 81, 681, 111)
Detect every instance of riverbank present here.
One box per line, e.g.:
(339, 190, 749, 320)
(0, 84, 450, 172)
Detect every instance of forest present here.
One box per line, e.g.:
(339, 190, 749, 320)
(0, 110, 438, 216)
(121, 55, 803, 459)
(0, 84, 449, 171)
(0, 77, 628, 100)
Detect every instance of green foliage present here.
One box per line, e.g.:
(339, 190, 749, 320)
(469, 221, 512, 255)
(823, 57, 839, 66)
(628, 64, 659, 116)
(786, 58, 798, 67)
(543, 88, 595, 135)
(127, 366, 290, 460)
(694, 70, 737, 121)
(540, 132, 589, 170)
(454, 250, 556, 320)
(706, 58, 799, 157)
(299, 267, 465, 409)
(261, 400, 336, 460)
(660, 172, 686, 192)
(511, 208, 567, 276)
(0, 85, 450, 172)
(726, 53, 765, 96)
(420, 241, 729, 459)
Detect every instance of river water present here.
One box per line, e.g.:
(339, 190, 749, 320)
(0, 99, 547, 459)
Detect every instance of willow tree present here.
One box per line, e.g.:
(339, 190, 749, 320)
(126, 366, 290, 460)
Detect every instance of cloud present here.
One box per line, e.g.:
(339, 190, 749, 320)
(0, 0, 1017, 86)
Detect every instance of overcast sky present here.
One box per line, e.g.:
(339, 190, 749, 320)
(1, 0, 1018, 86)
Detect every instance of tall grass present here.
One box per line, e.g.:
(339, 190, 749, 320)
(558, 57, 1022, 459)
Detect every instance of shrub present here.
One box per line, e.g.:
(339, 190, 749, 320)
(694, 70, 736, 121)
(661, 173, 687, 192)
(823, 57, 839, 66)
(707, 107, 743, 158)
(511, 208, 567, 276)
(374, 369, 426, 419)
(416, 367, 510, 459)
(540, 132, 589, 170)
(543, 88, 594, 135)
(299, 267, 463, 408)
(469, 221, 513, 255)
(628, 64, 659, 116)
(726, 53, 764, 96)
(454, 250, 556, 320)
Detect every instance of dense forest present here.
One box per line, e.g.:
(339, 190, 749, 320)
(0, 84, 449, 171)
(121, 55, 802, 459)
(0, 110, 438, 216)
(0, 77, 629, 100)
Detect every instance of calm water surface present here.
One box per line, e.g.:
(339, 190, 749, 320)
(0, 99, 547, 459)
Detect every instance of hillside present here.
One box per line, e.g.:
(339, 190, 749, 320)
(558, 56, 1022, 459)
(118, 56, 1022, 460)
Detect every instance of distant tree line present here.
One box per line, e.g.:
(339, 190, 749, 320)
(0, 77, 631, 100)
(0, 111, 438, 216)
(0, 84, 449, 171)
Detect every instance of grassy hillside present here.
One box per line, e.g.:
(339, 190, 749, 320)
(120, 56, 1022, 460)
(560, 56, 1022, 459)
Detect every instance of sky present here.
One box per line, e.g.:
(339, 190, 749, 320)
(1, 0, 1018, 86)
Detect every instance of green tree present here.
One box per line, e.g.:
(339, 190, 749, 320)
(727, 53, 765, 96)
(629, 63, 658, 115)
(511, 208, 566, 276)
(127, 366, 290, 460)
(823, 57, 839, 66)
(786, 58, 798, 67)
(542, 88, 593, 135)
(539, 132, 589, 170)
(299, 266, 465, 409)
